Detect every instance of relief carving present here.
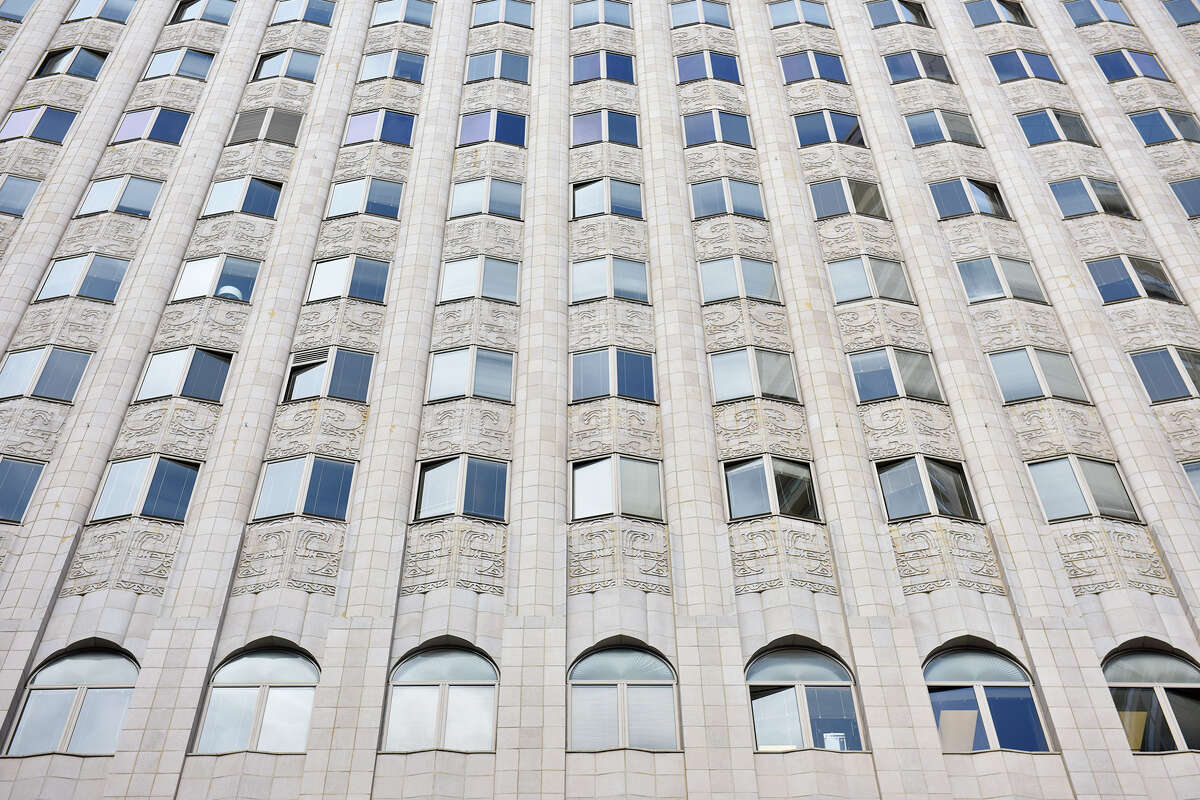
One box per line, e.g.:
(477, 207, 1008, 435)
(570, 25, 632, 55)
(186, 215, 277, 260)
(999, 80, 1076, 115)
(858, 398, 962, 460)
(0, 398, 70, 460)
(701, 298, 791, 352)
(350, 78, 424, 115)
(369, 21, 434, 53)
(466, 23, 530, 54)
(672, 24, 736, 55)
(771, 27, 842, 56)
(970, 23, 1045, 55)
(967, 299, 1068, 351)
(1153, 400, 1200, 461)
(293, 297, 386, 351)
(111, 398, 221, 461)
(834, 300, 928, 353)
(1054, 518, 1176, 597)
(401, 517, 507, 595)
(785, 80, 858, 116)
(570, 143, 643, 184)
(870, 25, 940, 55)
(232, 516, 345, 596)
(61, 518, 183, 597)
(442, 216, 525, 261)
(152, 297, 250, 351)
(16, 76, 95, 111)
(430, 298, 519, 351)
(1005, 398, 1116, 461)
(939, 216, 1029, 261)
(417, 398, 514, 460)
(568, 298, 654, 352)
(566, 397, 662, 461)
(911, 142, 996, 184)
(1110, 78, 1187, 114)
(312, 216, 401, 261)
(460, 79, 531, 115)
(676, 80, 746, 115)
(98, 140, 180, 182)
(814, 216, 900, 261)
(153, 19, 228, 52)
(1104, 300, 1200, 351)
(57, 214, 148, 260)
(11, 296, 113, 351)
(691, 216, 773, 261)
(265, 399, 369, 461)
(334, 141, 412, 183)
(567, 516, 670, 595)
(1028, 142, 1116, 183)
(712, 399, 811, 461)
(0, 218, 16, 262)
(260, 20, 331, 52)
(795, 142, 878, 184)
(1145, 141, 1200, 182)
(0, 139, 62, 180)
(215, 141, 295, 183)
(728, 516, 837, 595)
(129, 77, 204, 112)
(892, 80, 968, 116)
(890, 517, 1004, 595)
(568, 216, 647, 261)
(452, 142, 527, 183)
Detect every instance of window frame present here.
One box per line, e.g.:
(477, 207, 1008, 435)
(1129, 345, 1200, 402)
(964, 0, 1032, 26)
(567, 651, 680, 752)
(342, 108, 414, 146)
(195, 650, 319, 755)
(133, 345, 232, 403)
(282, 346, 374, 404)
(306, 254, 390, 304)
(252, 49, 320, 82)
(1128, 108, 1200, 145)
(708, 346, 801, 404)
(371, 0, 435, 26)
(1016, 108, 1096, 146)
(669, 0, 731, 27)
(0, 345, 91, 403)
(722, 454, 821, 522)
(457, 108, 527, 147)
(251, 453, 356, 521)
(746, 650, 863, 752)
(202, 176, 283, 218)
(779, 50, 847, 84)
(809, 176, 888, 220)
(425, 345, 515, 403)
(572, 49, 636, 84)
(767, 0, 832, 28)
(439, 254, 520, 304)
(1085, 253, 1179, 304)
(142, 47, 212, 80)
(268, 0, 334, 26)
(412, 454, 509, 522)
(570, 454, 664, 521)
(698, 255, 781, 304)
(358, 49, 426, 83)
(928, 177, 1011, 220)
(848, 345, 944, 404)
(875, 454, 980, 522)
(865, 0, 930, 27)
(0, 174, 39, 218)
(571, 0, 631, 27)
(170, 254, 260, 303)
(35, 252, 129, 303)
(325, 176, 404, 219)
(571, 109, 639, 147)
(689, 177, 765, 219)
(825, 254, 914, 305)
(1104, 652, 1200, 753)
(884, 49, 955, 84)
(1049, 176, 1135, 219)
(75, 174, 162, 218)
(987, 346, 1090, 404)
(470, 0, 532, 27)
(684, 109, 753, 148)
(91, 454, 200, 522)
(450, 176, 523, 220)
(925, 650, 1049, 753)
(1026, 454, 1140, 523)
(168, 0, 235, 24)
(989, 49, 1061, 83)
(464, 49, 530, 84)
(111, 106, 190, 145)
(228, 107, 305, 146)
(0, 456, 43, 524)
(792, 109, 865, 147)
(33, 47, 108, 80)
(1094, 48, 1170, 82)
(1064, 0, 1133, 25)
(571, 177, 641, 220)
(569, 255, 648, 304)
(955, 254, 1047, 304)
(904, 108, 980, 147)
(384, 650, 500, 753)
(0, 105, 77, 144)
(569, 346, 656, 403)
(674, 50, 740, 85)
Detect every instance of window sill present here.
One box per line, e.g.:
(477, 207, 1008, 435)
(941, 747, 1056, 755)
(1046, 513, 1143, 525)
(357, 76, 424, 86)
(379, 747, 496, 755)
(1, 751, 115, 758)
(369, 20, 434, 29)
(423, 395, 514, 407)
(342, 139, 414, 149)
(712, 395, 801, 407)
(450, 212, 524, 222)
(251, 512, 348, 525)
(784, 78, 850, 87)
(833, 297, 917, 308)
(692, 212, 767, 223)
(412, 512, 508, 525)
(730, 512, 824, 525)
(702, 297, 785, 308)
(886, 512, 982, 525)
(857, 395, 948, 408)
(190, 749, 307, 757)
(686, 141, 756, 150)
(200, 210, 277, 222)
(569, 296, 651, 308)
(436, 296, 519, 308)
(1099, 295, 1185, 307)
(571, 212, 643, 222)
(1001, 395, 1091, 408)
(457, 141, 527, 150)
(912, 140, 986, 150)
(470, 21, 534, 30)
(566, 747, 681, 754)
(570, 512, 665, 525)
(754, 746, 869, 754)
(307, 295, 387, 308)
(568, 395, 657, 407)
(325, 211, 401, 222)
(464, 77, 530, 86)
(267, 19, 332, 28)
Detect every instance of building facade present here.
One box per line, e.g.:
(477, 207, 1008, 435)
(0, 0, 1199, 796)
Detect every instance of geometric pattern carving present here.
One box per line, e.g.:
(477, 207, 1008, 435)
(452, 142, 526, 183)
(569, 80, 638, 115)
(728, 516, 837, 595)
(312, 216, 401, 262)
(567, 516, 670, 595)
(671, 23, 736, 56)
(335, 141, 412, 183)
(0, 138, 68, 180)
(890, 517, 1005, 596)
(1005, 399, 1115, 462)
(185, 214, 276, 261)
(1063, 216, 1154, 262)
(400, 517, 507, 596)
(967, 298, 1068, 352)
(1103, 299, 1200, 352)
(1054, 519, 1176, 597)
(264, 399, 368, 461)
(814, 215, 901, 261)
(568, 216, 647, 261)
(566, 397, 661, 461)
(712, 398, 811, 462)
(0, 398, 70, 460)
(460, 78, 531, 116)
(430, 298, 519, 351)
(214, 140, 295, 184)
(691, 215, 773, 261)
(417, 398, 513, 460)
(938, 217, 1029, 262)
(1153, 399, 1200, 460)
(60, 518, 182, 597)
(442, 216, 524, 261)
(571, 23, 634, 56)
(152, 297, 250, 351)
(701, 298, 791, 353)
(10, 296, 113, 351)
(98, 140, 182, 182)
(464, 23, 531, 56)
(684, 144, 759, 184)
(784, 79, 859, 117)
(571, 143, 644, 185)
(858, 398, 962, 460)
(568, 298, 654, 352)
(367, 20, 435, 54)
(676, 80, 746, 115)
(292, 298, 386, 352)
(111, 398, 221, 461)
(796, 141, 878, 184)
(349, 76, 424, 115)
(834, 299, 928, 353)
(231, 516, 344, 596)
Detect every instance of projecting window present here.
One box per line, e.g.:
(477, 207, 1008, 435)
(866, 0, 929, 27)
(877, 455, 977, 521)
(92, 455, 199, 521)
(571, 456, 662, 520)
(670, 0, 731, 26)
(905, 109, 980, 146)
(36, 253, 128, 302)
(780, 50, 846, 83)
(0, 0, 35, 21)
(143, 48, 212, 80)
(253, 455, 355, 519)
(171, 254, 259, 302)
(957, 255, 1045, 303)
(1186, 462, 1200, 499)
(196, 650, 317, 754)
(988, 347, 1088, 403)
(134, 347, 230, 403)
(360, 50, 425, 82)
(675, 51, 739, 83)
(202, 177, 282, 218)
(989, 50, 1059, 82)
(1129, 108, 1200, 145)
(768, 0, 830, 27)
(0, 458, 42, 522)
(0, 106, 76, 143)
(571, 347, 654, 402)
(466, 51, 528, 84)
(270, 0, 333, 25)
(928, 177, 1010, 219)
(1094, 49, 1168, 81)
(1049, 176, 1134, 218)
(229, 108, 303, 146)
(34, 47, 107, 79)
(386, 649, 498, 752)
(569, 648, 677, 750)
(573, 51, 635, 83)
(458, 109, 525, 146)
(284, 348, 373, 403)
(112, 107, 190, 144)
(691, 178, 764, 218)
(809, 177, 887, 219)
(1106, 651, 1200, 752)
(572, 178, 640, 218)
(414, 455, 508, 521)
(724, 456, 818, 520)
(884, 50, 953, 83)
(1027, 455, 1138, 522)
(372, 0, 433, 25)
(307, 255, 389, 303)
(6, 651, 136, 756)
(0, 346, 89, 403)
(747, 649, 862, 751)
(0, 175, 39, 217)
(1086, 254, 1178, 303)
(76, 175, 161, 217)
(699, 256, 779, 303)
(343, 109, 412, 146)
(441, 255, 519, 303)
(169, 0, 235, 24)
(471, 0, 531, 26)
(709, 347, 799, 402)
(571, 256, 646, 303)
(326, 177, 404, 218)
(1165, 0, 1200, 25)
(573, 0, 629, 27)
(684, 110, 751, 147)
(1129, 346, 1200, 402)
(1017, 109, 1094, 146)
(964, 0, 1031, 25)
(253, 49, 319, 81)
(451, 177, 522, 218)
(849, 347, 941, 403)
(925, 650, 1048, 752)
(1064, 0, 1132, 24)
(1171, 177, 1200, 217)
(427, 346, 513, 402)
(826, 255, 912, 304)
(572, 110, 638, 146)
(793, 110, 863, 147)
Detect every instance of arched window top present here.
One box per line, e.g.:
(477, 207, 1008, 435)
(746, 648, 851, 683)
(391, 648, 498, 682)
(923, 649, 1029, 683)
(212, 648, 318, 684)
(569, 647, 674, 681)
(1104, 650, 1200, 684)
(31, 650, 138, 686)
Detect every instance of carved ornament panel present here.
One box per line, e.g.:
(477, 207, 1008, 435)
(890, 517, 1004, 595)
(1054, 518, 1176, 597)
(567, 397, 661, 461)
(795, 143, 877, 184)
(260, 20, 331, 52)
(11, 296, 113, 351)
(858, 398, 962, 460)
(570, 143, 643, 184)
(265, 399, 368, 461)
(0, 398, 70, 461)
(911, 143, 997, 184)
(367, 21, 435, 53)
(834, 300, 928, 353)
(401, 517, 507, 595)
(111, 398, 221, 461)
(214, 141, 295, 183)
(770, 25, 840, 55)
(869, 25, 941, 55)
(712, 399, 811, 461)
(0, 139, 62, 180)
(999, 80, 1077, 115)
(1103, 299, 1200, 352)
(567, 516, 670, 595)
(892, 80, 969, 116)
(50, 19, 124, 52)
(1075, 22, 1151, 54)
(692, 216, 774, 261)
(452, 142, 527, 183)
(568, 298, 654, 352)
(814, 216, 900, 261)
(785, 80, 859, 116)
(430, 298, 519, 351)
(1005, 398, 1115, 461)
(570, 25, 633, 54)
(334, 142, 412, 183)
(672, 24, 737, 56)
(16, 76, 95, 111)
(129, 77, 205, 112)
(153, 19, 228, 52)
(459, 79, 531, 115)
(967, 299, 1067, 351)
(0, 21, 17, 51)
(676, 80, 747, 115)
(568, 216, 647, 261)
(61, 518, 182, 597)
(153, 297, 250, 351)
(1145, 140, 1200, 182)
(465, 22, 532, 54)
(1027, 142, 1116, 183)
(728, 516, 836, 595)
(232, 516, 345, 596)
(443, 216, 525, 261)
(1153, 399, 1200, 461)
(97, 140, 180, 182)
(187, 214, 277, 260)
(970, 23, 1047, 55)
(350, 78, 424, 115)
(58, 214, 149, 260)
(293, 297, 386, 352)
(0, 218, 16, 261)
(417, 398, 513, 460)
(701, 298, 791, 352)
(1110, 79, 1187, 114)
(313, 216, 401, 261)
(938, 216, 1030, 261)
(683, 144, 759, 184)
(569, 81, 638, 115)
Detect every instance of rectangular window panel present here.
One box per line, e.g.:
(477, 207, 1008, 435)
(256, 686, 313, 752)
(94, 458, 150, 519)
(463, 457, 506, 519)
(7, 689, 74, 755)
(926, 459, 976, 519)
(1078, 459, 1137, 520)
(773, 458, 817, 519)
(473, 349, 513, 401)
(255, 458, 305, 518)
(416, 459, 458, 519)
(751, 686, 803, 750)
(626, 685, 676, 750)
(141, 458, 198, 520)
(806, 686, 862, 751)
(725, 458, 771, 519)
(197, 687, 259, 753)
(571, 685, 619, 749)
(573, 458, 613, 519)
(0, 459, 42, 523)
(66, 687, 131, 754)
(303, 458, 354, 519)
(444, 685, 495, 751)
(387, 685, 438, 750)
(877, 457, 928, 519)
(929, 686, 987, 751)
(615, 350, 653, 401)
(619, 457, 661, 519)
(984, 686, 1047, 751)
(1029, 458, 1090, 520)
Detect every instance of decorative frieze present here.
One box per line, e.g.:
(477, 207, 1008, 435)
(452, 143, 527, 183)
(570, 143, 643, 185)
(869, 25, 942, 56)
(676, 80, 747, 115)
(671, 24, 737, 56)
(1054, 519, 1176, 597)
(312, 216, 401, 261)
(770, 24, 840, 55)
(712, 399, 811, 462)
(834, 299, 928, 353)
(890, 517, 1004, 596)
(1109, 79, 1187, 115)
(1026, 142, 1116, 183)
(998, 80, 1077, 115)
(464, 22, 532, 55)
(15, 75, 95, 111)
(858, 398, 962, 460)
(259, 20, 331, 53)
(98, 141, 183, 182)
(153, 19, 228, 52)
(728, 517, 836, 595)
(692, 216, 773, 261)
(566, 398, 661, 461)
(785, 80, 858, 116)
(938, 216, 1029, 262)
(400, 517, 507, 596)
(58, 214, 150, 260)
(367, 21, 436, 53)
(814, 216, 900, 261)
(1152, 399, 1200, 461)
(795, 143, 877, 184)
(214, 141, 296, 183)
(153, 297, 250, 351)
(61, 518, 182, 597)
(111, 398, 221, 462)
(701, 298, 791, 352)
(232, 516, 345, 596)
(1072, 21, 1150, 54)
(10, 296, 113, 351)
(417, 399, 514, 460)
(967, 299, 1068, 351)
(431, 298, 519, 351)
(334, 142, 412, 183)
(891, 80, 969, 116)
(293, 298, 386, 352)
(1145, 141, 1200, 183)
(460, 79, 531, 115)
(349, 78, 424, 115)
(0, 398, 70, 461)
(128, 77, 205, 113)
(568, 298, 654, 352)
(187, 214, 277, 261)
(264, 399, 369, 461)
(968, 23, 1046, 55)
(567, 516, 670, 595)
(570, 24, 633, 55)
(0, 139, 63, 181)
(910, 143, 996, 184)
(568, 216, 647, 261)
(569, 81, 638, 115)
(443, 216, 525, 261)
(1103, 299, 1200, 352)
(1005, 398, 1115, 462)
(0, 218, 16, 261)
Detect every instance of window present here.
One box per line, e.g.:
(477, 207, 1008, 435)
(571, 455, 662, 519)
(1130, 346, 1200, 402)
(747, 649, 862, 751)
(283, 347, 372, 403)
(1129, 108, 1200, 145)
(34, 47, 107, 79)
(572, 110, 638, 146)
(228, 108, 304, 146)
(196, 650, 317, 754)
(684, 110, 751, 147)
(1049, 177, 1134, 218)
(65, 0, 134, 21)
(0, 175, 39, 217)
(253, 49, 319, 81)
(342, 109, 413, 146)
(1094, 49, 1169, 81)
(1064, 0, 1132, 24)
(827, 255, 912, 304)
(202, 177, 283, 218)
(928, 177, 1010, 219)
(988, 347, 1088, 403)
(573, 0, 630, 27)
(36, 253, 128, 302)
(670, 0, 731, 26)
(427, 346, 513, 402)
(142, 48, 212, 80)
(307, 255, 389, 303)
(925, 650, 1048, 752)
(884, 50, 953, 83)
(326, 177, 404, 218)
(1164, 0, 1200, 25)
(372, 0, 433, 25)
(1188, 462, 1200, 499)
(571, 256, 646, 303)
(0, 106, 77, 143)
(724, 456, 818, 520)
(270, 0, 333, 24)
(699, 256, 779, 303)
(569, 648, 677, 750)
(441, 255, 519, 303)
(451, 177, 522, 218)
(989, 50, 1059, 82)
(466, 50, 529, 83)
(956, 255, 1046, 303)
(458, 109, 526, 146)
(768, 0, 831, 27)
(6, 651, 136, 756)
(1028, 455, 1138, 521)
(471, 0, 531, 26)
(849, 346, 941, 403)
(675, 51, 739, 83)
(570, 347, 654, 402)
(1086, 255, 1178, 303)
(964, 0, 1031, 25)
(0, 458, 42, 522)
(1017, 109, 1095, 146)
(253, 455, 355, 519)
(809, 177, 887, 219)
(92, 455, 199, 521)
(0, 347, 89, 402)
(573, 51, 635, 83)
(112, 107, 190, 144)
(793, 110, 863, 146)
(76, 175, 161, 217)
(134, 347, 231, 403)
(779, 50, 847, 83)
(1105, 651, 1200, 752)
(414, 455, 508, 521)
(572, 178, 640, 218)
(359, 50, 425, 82)
(0, 0, 35, 21)
(866, 0, 929, 26)
(876, 455, 977, 521)
(386, 649, 498, 752)
(171, 254, 259, 302)
(905, 109, 979, 146)
(1171, 177, 1200, 217)
(169, 0, 235, 24)
(690, 178, 765, 218)
(709, 347, 800, 402)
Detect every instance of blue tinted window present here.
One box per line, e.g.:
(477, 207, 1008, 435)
(692, 180, 726, 216)
(365, 178, 403, 217)
(393, 51, 425, 81)
(287, 51, 320, 80)
(0, 459, 42, 522)
(1130, 50, 1167, 79)
(573, 350, 608, 400)
(1129, 110, 1174, 143)
(794, 112, 830, 145)
(0, 176, 38, 216)
(71, 49, 107, 79)
(806, 686, 863, 751)
(463, 458, 506, 519)
(1064, 0, 1101, 23)
(499, 51, 528, 81)
(329, 350, 372, 402)
(677, 52, 707, 81)
(1024, 52, 1059, 80)
(984, 686, 1048, 751)
(729, 180, 764, 217)
(178, 49, 212, 79)
(885, 52, 920, 82)
(685, 112, 717, 145)
(181, 349, 230, 402)
(709, 52, 739, 82)
(215, 257, 258, 302)
(1165, 0, 1200, 23)
(813, 52, 845, 81)
(149, 109, 190, 143)
(829, 112, 863, 145)
(605, 52, 634, 82)
(0, 0, 35, 21)
(574, 52, 602, 81)
(116, 178, 160, 216)
(303, 457, 354, 518)
(964, 0, 999, 24)
(31, 108, 76, 143)
(1131, 350, 1190, 401)
(720, 112, 751, 145)
(989, 51, 1026, 81)
(1172, 177, 1200, 216)
(488, 179, 522, 217)
(609, 180, 641, 217)
(78, 256, 128, 301)
(1018, 110, 1059, 144)
(850, 349, 897, 401)
(928, 687, 988, 750)
(495, 111, 525, 145)
(380, 110, 414, 144)
(141, 458, 198, 520)
(1086, 257, 1138, 302)
(1095, 50, 1135, 80)
(810, 180, 849, 218)
(929, 180, 971, 217)
(780, 53, 814, 82)
(1049, 179, 1095, 216)
(348, 257, 389, 302)
(905, 111, 942, 144)
(244, 179, 281, 217)
(33, 348, 89, 401)
(608, 111, 637, 145)
(616, 350, 654, 401)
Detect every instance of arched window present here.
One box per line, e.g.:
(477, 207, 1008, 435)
(386, 648, 498, 752)
(1105, 650, 1200, 751)
(924, 649, 1048, 752)
(7, 650, 137, 755)
(196, 648, 318, 754)
(746, 648, 862, 751)
(568, 647, 677, 751)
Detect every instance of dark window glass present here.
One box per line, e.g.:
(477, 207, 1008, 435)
(141, 458, 198, 520)
(709, 52, 739, 82)
(32, 348, 89, 402)
(813, 52, 845, 81)
(0, 176, 38, 216)
(1086, 257, 1137, 302)
(1130, 257, 1178, 302)
(0, 460, 43, 522)
(1024, 52, 1059, 80)
(1109, 687, 1177, 752)
(348, 257, 389, 302)
(829, 112, 863, 145)
(70, 49, 107, 79)
(1172, 177, 1200, 216)
(1166, 687, 1200, 748)
(264, 110, 302, 144)
(329, 350, 372, 402)
(1017, 111, 1059, 145)
(928, 687, 988, 750)
(180, 350, 231, 402)
(885, 52, 920, 82)
(243, 179, 282, 217)
(303, 458, 354, 518)
(794, 111, 830, 145)
(78, 256, 128, 301)
(1131, 349, 1189, 402)
(774, 458, 817, 519)
(615, 350, 654, 401)
(920, 52, 951, 81)
(605, 52, 634, 82)
(850, 349, 897, 401)
(989, 51, 1026, 81)
(463, 458, 506, 519)
(926, 458, 977, 518)
(365, 178, 403, 217)
(32, 108, 76, 142)
(607, 111, 637, 145)
(984, 686, 1048, 751)
(780, 53, 814, 82)
(393, 51, 425, 81)
(1165, 0, 1200, 24)
(494, 111, 525, 145)
(1095, 50, 1135, 80)
(1092, 179, 1132, 216)
(572, 350, 608, 400)
(930, 179, 971, 217)
(806, 686, 863, 751)
(377, 110, 413, 144)
(149, 109, 190, 143)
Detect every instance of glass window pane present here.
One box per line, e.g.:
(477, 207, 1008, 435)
(1092, 179, 1132, 217)
(1078, 459, 1137, 520)
(180, 349, 230, 402)
(906, 110, 944, 145)
(392, 649, 498, 682)
(848, 180, 885, 217)
(957, 258, 1005, 302)
(989, 349, 1042, 402)
(1035, 350, 1087, 402)
(173, 257, 219, 301)
(607, 111, 638, 145)
(573, 111, 603, 145)
(609, 180, 640, 217)
(1029, 458, 1090, 520)
(451, 179, 485, 216)
(985, 686, 1047, 751)
(1050, 179, 1095, 217)
(572, 349, 609, 400)
(751, 686, 803, 751)
(612, 258, 647, 302)
(807, 685, 862, 750)
(94, 458, 150, 519)
(255, 458, 304, 518)
(416, 459, 458, 519)
(572, 258, 606, 302)
(725, 458, 771, 519)
(615, 350, 654, 401)
(178, 50, 212, 80)
(444, 685, 495, 751)
(827, 258, 872, 303)
(463, 458, 506, 519)
(942, 111, 979, 145)
(619, 457, 661, 519)
(780, 52, 814, 83)
(1132, 350, 1190, 402)
(573, 458, 613, 519)
(79, 255, 128, 301)
(141, 458, 197, 520)
(1130, 110, 1175, 144)
(257, 686, 313, 752)
(8, 689, 74, 755)
(1110, 687, 1177, 752)
(774, 458, 817, 519)
(924, 651, 1028, 683)
(66, 687, 132, 754)
(999, 258, 1044, 302)
(79, 177, 122, 215)
(850, 349, 897, 402)
(700, 258, 739, 302)
(303, 458, 354, 519)
(684, 112, 717, 146)
(711, 350, 754, 401)
(870, 258, 912, 302)
(877, 457, 929, 519)
(286, 360, 326, 401)
(476, 256, 512, 301)
(329, 350, 372, 403)
(571, 685, 619, 749)
(441, 258, 478, 302)
(1179, 348, 1200, 394)
(929, 686, 988, 751)
(1129, 257, 1178, 302)
(138, 349, 189, 401)
(810, 180, 849, 218)
(0, 459, 43, 522)
(1087, 257, 1138, 302)
(429, 349, 470, 400)
(0, 349, 42, 397)
(196, 687, 258, 753)
(365, 178, 403, 217)
(37, 255, 87, 300)
(692, 179, 727, 217)
(627, 685, 677, 749)
(719, 112, 751, 146)
(930, 179, 971, 217)
(926, 459, 976, 519)
(473, 349, 513, 401)
(747, 650, 852, 683)
(756, 349, 798, 401)
(729, 180, 764, 218)
(1165, 687, 1200, 749)
(573, 181, 604, 216)
(308, 258, 348, 302)
(740, 258, 779, 302)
